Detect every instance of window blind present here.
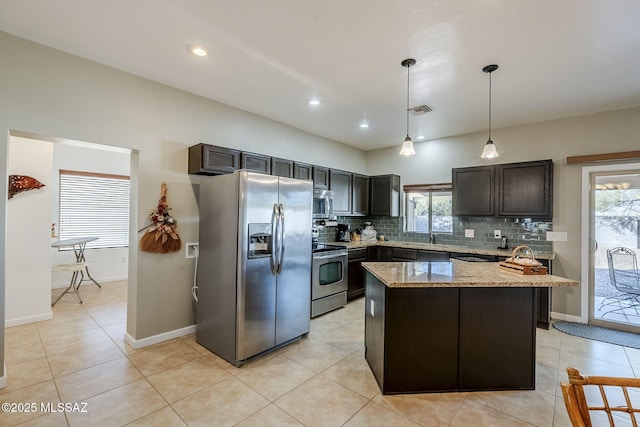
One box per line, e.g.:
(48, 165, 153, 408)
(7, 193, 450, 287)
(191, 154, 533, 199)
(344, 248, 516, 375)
(403, 183, 452, 193)
(59, 170, 130, 249)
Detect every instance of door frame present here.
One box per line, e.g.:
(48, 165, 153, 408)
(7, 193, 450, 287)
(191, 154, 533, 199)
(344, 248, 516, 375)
(580, 162, 640, 325)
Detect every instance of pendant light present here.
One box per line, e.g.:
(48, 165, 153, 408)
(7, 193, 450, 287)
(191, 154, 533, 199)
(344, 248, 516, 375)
(481, 64, 499, 159)
(399, 58, 417, 156)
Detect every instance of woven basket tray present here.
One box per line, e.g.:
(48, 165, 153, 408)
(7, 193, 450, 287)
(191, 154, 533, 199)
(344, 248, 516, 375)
(499, 245, 548, 275)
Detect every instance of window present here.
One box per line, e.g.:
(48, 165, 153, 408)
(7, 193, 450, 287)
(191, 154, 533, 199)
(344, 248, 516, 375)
(59, 170, 130, 249)
(404, 183, 453, 234)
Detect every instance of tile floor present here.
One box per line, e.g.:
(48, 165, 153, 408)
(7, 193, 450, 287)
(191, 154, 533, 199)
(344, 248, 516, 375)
(3, 280, 640, 426)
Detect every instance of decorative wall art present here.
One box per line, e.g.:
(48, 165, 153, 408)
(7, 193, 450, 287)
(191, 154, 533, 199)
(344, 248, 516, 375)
(8, 175, 45, 199)
(140, 182, 181, 253)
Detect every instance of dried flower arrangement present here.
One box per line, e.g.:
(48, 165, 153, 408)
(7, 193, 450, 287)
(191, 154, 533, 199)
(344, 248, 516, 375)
(140, 183, 181, 253)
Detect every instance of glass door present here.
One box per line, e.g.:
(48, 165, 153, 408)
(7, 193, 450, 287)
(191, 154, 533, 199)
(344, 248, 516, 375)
(589, 169, 640, 331)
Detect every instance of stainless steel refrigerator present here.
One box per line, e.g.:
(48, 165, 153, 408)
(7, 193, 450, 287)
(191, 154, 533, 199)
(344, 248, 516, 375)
(196, 170, 312, 366)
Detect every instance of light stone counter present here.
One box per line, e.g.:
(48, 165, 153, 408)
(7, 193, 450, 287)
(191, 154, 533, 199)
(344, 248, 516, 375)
(362, 260, 579, 288)
(329, 240, 555, 260)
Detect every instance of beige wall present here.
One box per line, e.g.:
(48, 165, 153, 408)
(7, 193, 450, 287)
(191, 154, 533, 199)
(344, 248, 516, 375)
(0, 31, 366, 380)
(6, 137, 53, 326)
(366, 106, 640, 317)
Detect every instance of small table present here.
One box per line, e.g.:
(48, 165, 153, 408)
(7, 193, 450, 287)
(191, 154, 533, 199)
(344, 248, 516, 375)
(51, 237, 101, 305)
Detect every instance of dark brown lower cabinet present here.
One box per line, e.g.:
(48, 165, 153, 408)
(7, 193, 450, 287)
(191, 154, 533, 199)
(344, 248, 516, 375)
(347, 248, 368, 301)
(364, 272, 536, 394)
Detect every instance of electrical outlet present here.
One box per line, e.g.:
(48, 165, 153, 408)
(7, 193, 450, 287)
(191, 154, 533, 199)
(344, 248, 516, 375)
(465, 229, 474, 238)
(185, 242, 199, 258)
(494, 230, 501, 239)
(546, 231, 567, 242)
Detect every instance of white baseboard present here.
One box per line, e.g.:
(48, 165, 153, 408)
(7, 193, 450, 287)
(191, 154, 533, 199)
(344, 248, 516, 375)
(551, 312, 585, 324)
(5, 311, 53, 327)
(52, 275, 128, 289)
(124, 324, 196, 349)
(0, 364, 6, 389)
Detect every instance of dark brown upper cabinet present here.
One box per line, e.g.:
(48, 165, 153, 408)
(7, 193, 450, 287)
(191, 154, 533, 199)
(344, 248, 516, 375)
(188, 144, 240, 175)
(370, 174, 401, 217)
(497, 160, 553, 218)
(452, 160, 553, 218)
(452, 166, 495, 216)
(312, 166, 329, 189)
(241, 152, 271, 174)
(271, 157, 293, 178)
(351, 174, 370, 216)
(329, 169, 352, 214)
(293, 162, 313, 181)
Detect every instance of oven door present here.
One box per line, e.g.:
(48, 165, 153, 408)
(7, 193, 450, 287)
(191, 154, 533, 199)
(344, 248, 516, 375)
(312, 252, 347, 299)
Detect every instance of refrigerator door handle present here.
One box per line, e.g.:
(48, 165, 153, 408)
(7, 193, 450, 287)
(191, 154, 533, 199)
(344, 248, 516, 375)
(270, 203, 278, 275)
(277, 203, 285, 274)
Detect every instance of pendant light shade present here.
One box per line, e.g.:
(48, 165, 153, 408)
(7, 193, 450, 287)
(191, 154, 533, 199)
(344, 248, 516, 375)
(481, 64, 499, 159)
(399, 136, 415, 156)
(399, 58, 416, 156)
(481, 139, 499, 159)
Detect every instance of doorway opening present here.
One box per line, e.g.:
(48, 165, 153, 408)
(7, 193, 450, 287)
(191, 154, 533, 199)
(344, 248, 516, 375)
(586, 166, 640, 332)
(5, 130, 136, 328)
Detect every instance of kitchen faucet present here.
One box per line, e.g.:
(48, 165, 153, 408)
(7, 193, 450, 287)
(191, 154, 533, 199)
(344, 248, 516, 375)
(430, 233, 437, 244)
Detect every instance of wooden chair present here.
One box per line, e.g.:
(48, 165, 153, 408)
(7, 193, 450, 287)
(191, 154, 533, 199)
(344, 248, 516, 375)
(561, 367, 640, 426)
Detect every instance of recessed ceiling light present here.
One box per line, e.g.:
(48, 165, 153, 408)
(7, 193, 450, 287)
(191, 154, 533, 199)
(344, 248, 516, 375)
(359, 123, 369, 129)
(309, 99, 320, 106)
(416, 135, 425, 140)
(187, 45, 208, 57)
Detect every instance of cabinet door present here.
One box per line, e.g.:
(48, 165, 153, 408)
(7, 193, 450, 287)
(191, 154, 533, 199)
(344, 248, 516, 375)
(391, 247, 417, 261)
(329, 169, 352, 214)
(271, 157, 293, 178)
(293, 162, 313, 180)
(497, 160, 552, 218)
(188, 144, 240, 175)
(416, 250, 449, 262)
(241, 152, 271, 174)
(370, 175, 401, 217)
(452, 166, 495, 216)
(376, 247, 393, 262)
(312, 166, 329, 189)
(351, 174, 370, 216)
(347, 248, 368, 300)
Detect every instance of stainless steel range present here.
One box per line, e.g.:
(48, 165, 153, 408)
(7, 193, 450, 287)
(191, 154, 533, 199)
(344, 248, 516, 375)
(311, 244, 348, 317)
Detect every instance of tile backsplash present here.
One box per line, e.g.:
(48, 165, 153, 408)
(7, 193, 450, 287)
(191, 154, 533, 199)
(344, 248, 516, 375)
(318, 216, 553, 252)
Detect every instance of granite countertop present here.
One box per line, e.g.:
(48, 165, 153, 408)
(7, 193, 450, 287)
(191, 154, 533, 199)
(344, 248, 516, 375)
(362, 260, 579, 288)
(329, 240, 555, 260)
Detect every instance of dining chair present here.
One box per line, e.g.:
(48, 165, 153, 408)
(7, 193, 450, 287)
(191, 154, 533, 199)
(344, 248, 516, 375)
(561, 367, 640, 426)
(599, 247, 640, 317)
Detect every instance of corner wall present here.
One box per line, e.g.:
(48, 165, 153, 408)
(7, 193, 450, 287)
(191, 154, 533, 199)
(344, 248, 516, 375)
(6, 137, 53, 326)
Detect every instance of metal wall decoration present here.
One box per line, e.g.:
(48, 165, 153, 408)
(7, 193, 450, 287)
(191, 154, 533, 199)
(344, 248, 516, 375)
(8, 175, 45, 199)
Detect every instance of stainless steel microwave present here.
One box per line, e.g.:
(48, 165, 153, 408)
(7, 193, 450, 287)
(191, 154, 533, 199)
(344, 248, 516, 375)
(313, 189, 334, 219)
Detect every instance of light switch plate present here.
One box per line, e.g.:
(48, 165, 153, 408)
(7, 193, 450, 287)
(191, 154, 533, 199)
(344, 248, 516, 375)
(494, 230, 501, 239)
(465, 229, 474, 238)
(546, 231, 567, 242)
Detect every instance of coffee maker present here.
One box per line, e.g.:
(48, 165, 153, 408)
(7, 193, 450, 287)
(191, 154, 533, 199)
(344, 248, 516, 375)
(337, 223, 350, 242)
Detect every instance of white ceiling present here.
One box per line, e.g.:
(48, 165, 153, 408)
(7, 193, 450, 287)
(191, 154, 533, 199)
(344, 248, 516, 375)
(2, 0, 640, 151)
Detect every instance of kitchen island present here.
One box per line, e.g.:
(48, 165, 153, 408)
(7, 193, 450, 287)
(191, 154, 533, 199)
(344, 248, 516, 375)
(362, 260, 578, 394)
